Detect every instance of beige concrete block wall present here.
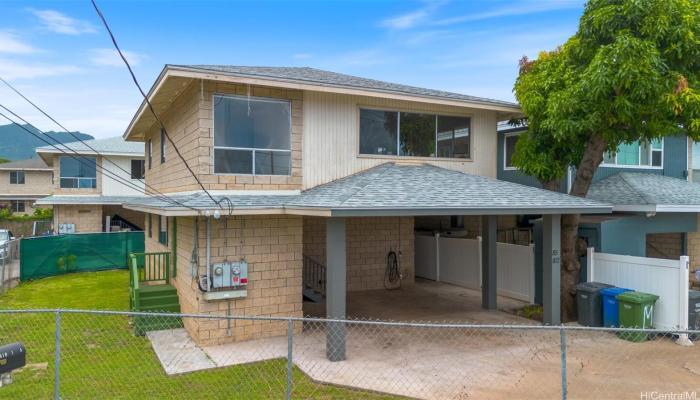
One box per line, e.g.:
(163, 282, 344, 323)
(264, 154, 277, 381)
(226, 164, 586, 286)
(143, 81, 303, 193)
(146, 214, 304, 346)
(303, 216, 415, 291)
(53, 204, 102, 233)
(0, 170, 53, 196)
(52, 154, 102, 195)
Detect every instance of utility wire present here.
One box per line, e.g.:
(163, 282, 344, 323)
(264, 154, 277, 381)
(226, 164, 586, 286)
(0, 106, 198, 211)
(90, 0, 220, 207)
(0, 76, 197, 211)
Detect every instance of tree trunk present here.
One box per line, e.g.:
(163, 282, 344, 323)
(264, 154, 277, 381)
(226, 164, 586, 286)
(560, 133, 607, 321)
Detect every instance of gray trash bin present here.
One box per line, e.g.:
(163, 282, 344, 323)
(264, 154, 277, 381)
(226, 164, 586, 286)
(576, 282, 613, 327)
(689, 290, 700, 339)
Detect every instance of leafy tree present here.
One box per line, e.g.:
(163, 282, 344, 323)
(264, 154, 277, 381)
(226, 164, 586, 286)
(513, 0, 700, 319)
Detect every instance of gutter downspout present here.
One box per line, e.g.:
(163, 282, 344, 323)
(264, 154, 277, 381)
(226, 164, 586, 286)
(206, 216, 212, 291)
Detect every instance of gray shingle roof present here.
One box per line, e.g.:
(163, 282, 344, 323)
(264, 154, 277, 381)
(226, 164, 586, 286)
(36, 136, 144, 156)
(587, 173, 700, 211)
(0, 157, 50, 170)
(36, 195, 145, 206)
(174, 65, 519, 108)
(125, 163, 610, 216)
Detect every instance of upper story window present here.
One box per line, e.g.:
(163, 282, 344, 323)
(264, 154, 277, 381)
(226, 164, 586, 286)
(160, 128, 166, 164)
(602, 139, 663, 168)
(359, 108, 471, 159)
(503, 134, 521, 170)
(59, 156, 97, 188)
(9, 170, 25, 184)
(213, 94, 291, 175)
(131, 159, 145, 179)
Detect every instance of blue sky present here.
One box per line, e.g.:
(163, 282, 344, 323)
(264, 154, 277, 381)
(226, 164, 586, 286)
(0, 0, 585, 138)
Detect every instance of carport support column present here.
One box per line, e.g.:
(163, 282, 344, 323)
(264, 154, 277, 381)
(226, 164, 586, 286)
(481, 215, 497, 310)
(326, 217, 346, 362)
(543, 214, 561, 325)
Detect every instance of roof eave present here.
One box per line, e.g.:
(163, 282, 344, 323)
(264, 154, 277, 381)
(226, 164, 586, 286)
(123, 65, 523, 141)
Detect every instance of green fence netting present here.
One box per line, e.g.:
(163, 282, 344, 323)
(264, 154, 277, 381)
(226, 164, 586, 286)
(20, 231, 145, 281)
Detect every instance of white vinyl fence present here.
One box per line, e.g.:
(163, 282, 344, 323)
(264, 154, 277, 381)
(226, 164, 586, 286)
(586, 248, 689, 331)
(415, 233, 535, 303)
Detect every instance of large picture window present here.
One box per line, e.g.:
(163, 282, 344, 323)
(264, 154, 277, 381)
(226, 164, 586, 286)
(602, 139, 663, 168)
(213, 95, 291, 175)
(60, 156, 97, 188)
(359, 108, 470, 159)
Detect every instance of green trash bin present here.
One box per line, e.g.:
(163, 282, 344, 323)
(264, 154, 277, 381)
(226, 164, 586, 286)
(616, 291, 659, 342)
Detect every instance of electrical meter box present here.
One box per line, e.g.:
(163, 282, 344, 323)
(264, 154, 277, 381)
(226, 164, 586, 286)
(211, 261, 248, 290)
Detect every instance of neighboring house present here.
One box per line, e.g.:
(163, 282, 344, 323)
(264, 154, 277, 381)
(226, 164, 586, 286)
(121, 65, 610, 352)
(0, 157, 53, 215)
(497, 123, 700, 281)
(34, 136, 146, 233)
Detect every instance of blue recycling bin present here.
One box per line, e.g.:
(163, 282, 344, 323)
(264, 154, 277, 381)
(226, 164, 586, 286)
(600, 287, 632, 327)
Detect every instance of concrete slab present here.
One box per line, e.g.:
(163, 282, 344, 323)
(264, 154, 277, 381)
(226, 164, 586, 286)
(304, 278, 533, 324)
(146, 329, 216, 375)
(201, 335, 288, 367)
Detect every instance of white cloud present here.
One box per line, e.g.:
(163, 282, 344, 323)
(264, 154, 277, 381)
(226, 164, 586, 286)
(0, 32, 38, 54)
(0, 58, 81, 80)
(89, 48, 145, 67)
(30, 9, 96, 35)
(381, 8, 432, 29)
(433, 1, 582, 26)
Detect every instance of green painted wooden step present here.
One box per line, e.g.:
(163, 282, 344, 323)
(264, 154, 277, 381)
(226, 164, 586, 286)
(132, 284, 182, 335)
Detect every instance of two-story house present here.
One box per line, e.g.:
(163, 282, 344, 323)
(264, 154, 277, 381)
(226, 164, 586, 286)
(498, 124, 700, 286)
(122, 65, 610, 356)
(0, 157, 53, 215)
(35, 136, 146, 233)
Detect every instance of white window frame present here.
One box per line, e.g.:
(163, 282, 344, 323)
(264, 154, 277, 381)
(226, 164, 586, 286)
(601, 138, 664, 169)
(212, 94, 292, 176)
(357, 106, 473, 161)
(9, 170, 25, 185)
(503, 133, 521, 171)
(59, 155, 97, 189)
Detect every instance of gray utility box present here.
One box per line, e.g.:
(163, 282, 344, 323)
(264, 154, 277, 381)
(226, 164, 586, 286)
(689, 290, 700, 337)
(576, 282, 613, 327)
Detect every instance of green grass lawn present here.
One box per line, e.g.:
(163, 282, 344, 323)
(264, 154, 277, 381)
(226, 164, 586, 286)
(0, 270, 397, 399)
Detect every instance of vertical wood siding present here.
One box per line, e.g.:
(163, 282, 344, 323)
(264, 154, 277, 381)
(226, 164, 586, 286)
(302, 91, 499, 189)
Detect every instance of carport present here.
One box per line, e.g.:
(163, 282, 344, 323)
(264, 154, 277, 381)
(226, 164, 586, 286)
(288, 163, 611, 361)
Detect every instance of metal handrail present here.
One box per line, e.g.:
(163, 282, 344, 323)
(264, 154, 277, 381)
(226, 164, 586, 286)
(303, 256, 326, 297)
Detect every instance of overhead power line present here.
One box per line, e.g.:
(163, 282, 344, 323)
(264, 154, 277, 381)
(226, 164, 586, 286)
(90, 0, 220, 207)
(0, 75, 197, 211)
(0, 105, 198, 211)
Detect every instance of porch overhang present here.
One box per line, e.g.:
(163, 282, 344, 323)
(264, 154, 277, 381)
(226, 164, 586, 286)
(588, 172, 700, 214)
(36, 195, 146, 206)
(123, 163, 612, 217)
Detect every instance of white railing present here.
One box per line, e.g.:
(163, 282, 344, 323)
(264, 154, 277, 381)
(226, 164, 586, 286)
(415, 233, 535, 303)
(586, 248, 689, 332)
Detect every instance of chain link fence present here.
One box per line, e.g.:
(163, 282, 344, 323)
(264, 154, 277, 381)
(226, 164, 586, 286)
(0, 309, 698, 399)
(0, 239, 19, 293)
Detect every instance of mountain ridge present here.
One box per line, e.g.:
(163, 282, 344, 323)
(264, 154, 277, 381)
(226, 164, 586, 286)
(0, 123, 94, 160)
